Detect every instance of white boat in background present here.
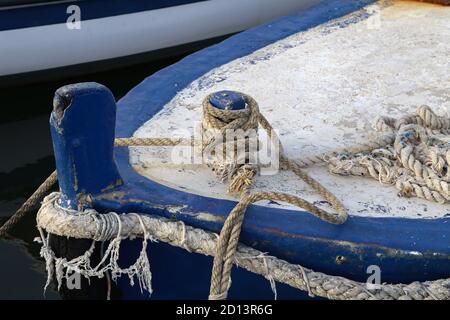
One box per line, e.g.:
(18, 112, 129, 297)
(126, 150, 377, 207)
(0, 0, 320, 85)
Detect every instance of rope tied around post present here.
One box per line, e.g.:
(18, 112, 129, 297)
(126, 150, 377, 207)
(201, 92, 262, 194)
(201, 91, 347, 299)
(0, 91, 348, 300)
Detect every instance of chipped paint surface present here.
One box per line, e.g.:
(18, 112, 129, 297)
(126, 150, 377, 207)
(195, 212, 226, 223)
(129, 1, 450, 219)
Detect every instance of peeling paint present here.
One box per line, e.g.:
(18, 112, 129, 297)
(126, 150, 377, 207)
(101, 178, 124, 193)
(261, 226, 449, 260)
(195, 212, 226, 223)
(96, 190, 127, 201)
(76, 192, 92, 210)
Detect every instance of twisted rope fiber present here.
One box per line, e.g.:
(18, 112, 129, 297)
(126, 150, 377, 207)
(114, 137, 197, 147)
(327, 105, 450, 204)
(37, 193, 450, 300)
(38, 203, 154, 295)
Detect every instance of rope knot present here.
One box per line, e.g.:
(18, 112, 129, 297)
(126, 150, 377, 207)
(202, 92, 261, 194)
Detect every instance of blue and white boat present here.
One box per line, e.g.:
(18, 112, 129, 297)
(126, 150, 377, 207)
(30, 0, 450, 300)
(0, 0, 319, 85)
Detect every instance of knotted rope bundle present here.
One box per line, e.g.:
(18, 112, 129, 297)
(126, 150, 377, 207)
(201, 93, 263, 194)
(327, 106, 449, 204)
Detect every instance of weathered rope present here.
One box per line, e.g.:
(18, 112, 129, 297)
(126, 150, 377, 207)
(201, 93, 261, 194)
(38, 195, 154, 295)
(114, 137, 197, 147)
(327, 106, 449, 204)
(294, 133, 396, 168)
(37, 193, 450, 300)
(208, 190, 347, 300)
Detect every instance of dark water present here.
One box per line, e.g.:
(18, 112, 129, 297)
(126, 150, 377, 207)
(0, 54, 186, 299)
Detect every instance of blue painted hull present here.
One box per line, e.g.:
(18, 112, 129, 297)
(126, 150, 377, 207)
(48, 0, 450, 299)
(117, 240, 313, 299)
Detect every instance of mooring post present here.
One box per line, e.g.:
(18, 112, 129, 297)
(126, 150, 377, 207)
(47, 83, 121, 299)
(50, 82, 122, 210)
(209, 90, 247, 111)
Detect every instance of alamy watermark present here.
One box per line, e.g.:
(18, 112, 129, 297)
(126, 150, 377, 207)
(366, 264, 381, 290)
(66, 5, 81, 30)
(165, 124, 281, 175)
(66, 269, 81, 290)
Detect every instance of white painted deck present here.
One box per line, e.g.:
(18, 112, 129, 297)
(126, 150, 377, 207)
(130, 1, 450, 219)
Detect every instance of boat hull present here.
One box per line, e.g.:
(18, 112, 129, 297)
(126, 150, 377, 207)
(0, 0, 320, 85)
(42, 0, 450, 299)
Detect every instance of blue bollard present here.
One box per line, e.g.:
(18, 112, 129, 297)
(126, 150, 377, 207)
(50, 82, 122, 210)
(209, 90, 247, 110)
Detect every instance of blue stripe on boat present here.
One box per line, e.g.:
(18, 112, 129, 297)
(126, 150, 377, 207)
(0, 0, 208, 31)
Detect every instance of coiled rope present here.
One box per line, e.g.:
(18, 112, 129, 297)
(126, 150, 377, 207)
(327, 105, 450, 204)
